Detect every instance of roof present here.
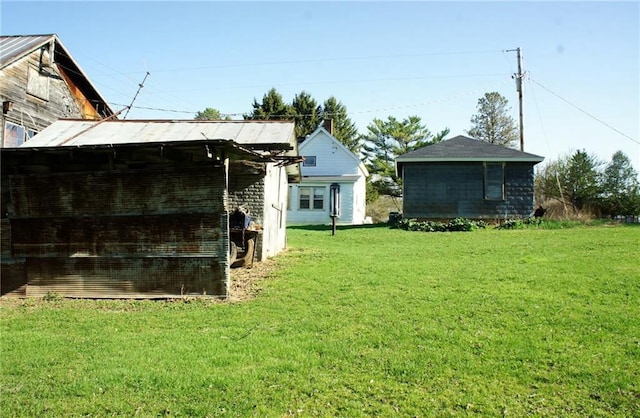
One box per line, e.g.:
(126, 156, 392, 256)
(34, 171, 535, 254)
(0, 34, 53, 66)
(23, 119, 296, 148)
(1, 139, 272, 168)
(19, 119, 301, 181)
(396, 135, 544, 164)
(0, 34, 114, 117)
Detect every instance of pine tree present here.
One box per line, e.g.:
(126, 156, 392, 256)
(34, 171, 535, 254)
(291, 91, 321, 139)
(467, 92, 518, 147)
(320, 97, 359, 153)
(361, 115, 448, 196)
(244, 88, 294, 120)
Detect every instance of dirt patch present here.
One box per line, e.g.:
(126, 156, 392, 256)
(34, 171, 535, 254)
(228, 256, 280, 302)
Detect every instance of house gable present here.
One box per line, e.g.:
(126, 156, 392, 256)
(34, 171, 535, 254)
(288, 126, 368, 225)
(299, 127, 367, 178)
(1, 34, 115, 148)
(1, 35, 114, 117)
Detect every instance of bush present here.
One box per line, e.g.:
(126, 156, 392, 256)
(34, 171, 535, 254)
(390, 217, 486, 232)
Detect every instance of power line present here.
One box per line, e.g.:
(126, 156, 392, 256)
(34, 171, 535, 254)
(110, 79, 511, 120)
(528, 77, 640, 146)
(93, 49, 506, 76)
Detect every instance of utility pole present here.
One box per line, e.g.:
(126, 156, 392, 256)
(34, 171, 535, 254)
(506, 47, 524, 151)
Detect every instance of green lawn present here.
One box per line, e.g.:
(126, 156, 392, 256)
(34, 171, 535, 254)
(1, 224, 639, 417)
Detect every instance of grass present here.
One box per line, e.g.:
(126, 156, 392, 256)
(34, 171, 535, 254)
(1, 224, 639, 417)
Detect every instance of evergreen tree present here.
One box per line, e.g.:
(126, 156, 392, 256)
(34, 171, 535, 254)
(467, 92, 518, 147)
(244, 88, 294, 120)
(564, 150, 603, 211)
(535, 150, 603, 214)
(601, 151, 640, 216)
(320, 97, 359, 153)
(291, 91, 321, 139)
(194, 107, 231, 120)
(361, 115, 448, 196)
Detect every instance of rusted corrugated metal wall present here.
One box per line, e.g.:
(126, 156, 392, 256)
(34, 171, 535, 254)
(1, 173, 26, 296)
(7, 165, 229, 298)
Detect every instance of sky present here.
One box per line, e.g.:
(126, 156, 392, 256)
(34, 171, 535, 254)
(1, 1, 639, 171)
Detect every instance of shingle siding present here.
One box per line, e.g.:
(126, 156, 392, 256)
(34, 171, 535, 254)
(402, 162, 535, 220)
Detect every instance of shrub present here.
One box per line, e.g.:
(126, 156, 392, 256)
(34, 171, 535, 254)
(391, 217, 486, 232)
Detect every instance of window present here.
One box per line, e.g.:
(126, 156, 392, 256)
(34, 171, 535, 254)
(484, 163, 505, 200)
(303, 156, 316, 167)
(3, 122, 25, 147)
(299, 187, 325, 210)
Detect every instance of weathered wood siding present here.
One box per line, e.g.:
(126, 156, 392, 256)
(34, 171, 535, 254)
(1, 47, 98, 146)
(402, 162, 535, 219)
(3, 165, 230, 298)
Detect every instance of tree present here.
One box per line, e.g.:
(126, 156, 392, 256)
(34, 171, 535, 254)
(194, 107, 230, 120)
(564, 150, 603, 212)
(291, 91, 321, 139)
(361, 115, 448, 196)
(320, 97, 359, 153)
(244, 88, 295, 120)
(601, 151, 640, 216)
(535, 150, 603, 214)
(467, 92, 518, 147)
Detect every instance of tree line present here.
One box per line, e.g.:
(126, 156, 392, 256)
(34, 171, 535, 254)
(195, 90, 639, 217)
(536, 150, 640, 218)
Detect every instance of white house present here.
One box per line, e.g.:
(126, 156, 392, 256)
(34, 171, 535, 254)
(287, 123, 368, 225)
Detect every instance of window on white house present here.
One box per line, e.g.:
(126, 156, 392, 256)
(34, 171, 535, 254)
(303, 156, 316, 167)
(299, 187, 325, 210)
(484, 163, 505, 200)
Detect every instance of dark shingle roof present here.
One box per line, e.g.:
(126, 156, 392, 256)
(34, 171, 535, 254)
(396, 135, 544, 163)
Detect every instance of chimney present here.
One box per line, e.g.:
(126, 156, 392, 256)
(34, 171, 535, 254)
(322, 119, 334, 135)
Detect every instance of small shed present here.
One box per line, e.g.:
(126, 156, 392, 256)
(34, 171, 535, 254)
(1, 120, 300, 298)
(396, 135, 544, 220)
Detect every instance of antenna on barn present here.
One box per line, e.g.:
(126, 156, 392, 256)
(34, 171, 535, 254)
(505, 47, 525, 151)
(122, 71, 150, 120)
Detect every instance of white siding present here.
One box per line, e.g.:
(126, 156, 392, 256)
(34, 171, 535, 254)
(299, 131, 361, 176)
(260, 164, 288, 259)
(288, 128, 367, 226)
(352, 174, 367, 224)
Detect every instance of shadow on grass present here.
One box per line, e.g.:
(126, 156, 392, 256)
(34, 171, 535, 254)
(287, 223, 391, 232)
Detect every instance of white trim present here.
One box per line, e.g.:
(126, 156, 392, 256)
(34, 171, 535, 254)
(302, 175, 360, 182)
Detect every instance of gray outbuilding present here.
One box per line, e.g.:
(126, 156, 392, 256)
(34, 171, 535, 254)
(396, 135, 544, 220)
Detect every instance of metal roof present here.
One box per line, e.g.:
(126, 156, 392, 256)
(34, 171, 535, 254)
(24, 119, 297, 149)
(396, 135, 544, 163)
(0, 34, 55, 68)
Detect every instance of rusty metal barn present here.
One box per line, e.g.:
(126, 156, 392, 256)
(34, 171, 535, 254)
(0, 120, 300, 298)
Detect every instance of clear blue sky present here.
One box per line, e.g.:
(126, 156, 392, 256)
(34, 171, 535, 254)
(2, 1, 639, 171)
